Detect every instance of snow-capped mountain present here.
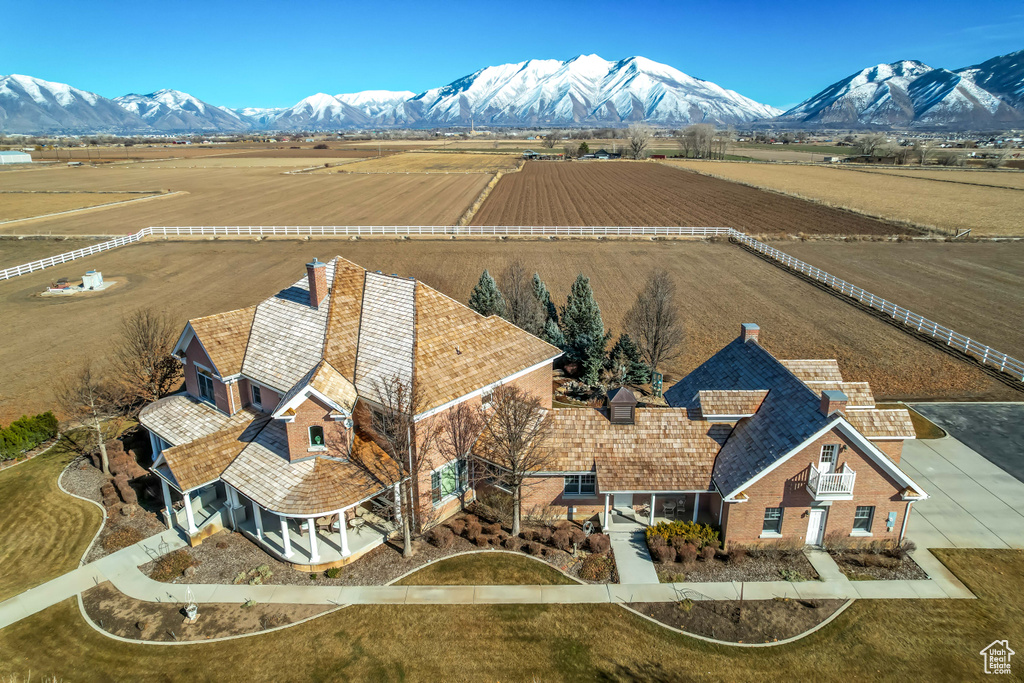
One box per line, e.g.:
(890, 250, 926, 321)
(232, 107, 286, 127)
(0, 74, 148, 133)
(399, 55, 782, 126)
(115, 89, 251, 131)
(336, 90, 415, 118)
(777, 50, 1024, 127)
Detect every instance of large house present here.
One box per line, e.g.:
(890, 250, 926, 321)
(141, 259, 926, 570)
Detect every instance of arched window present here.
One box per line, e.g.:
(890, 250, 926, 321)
(308, 425, 325, 449)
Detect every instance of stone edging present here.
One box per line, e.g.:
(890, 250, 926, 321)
(615, 598, 856, 648)
(56, 458, 108, 566)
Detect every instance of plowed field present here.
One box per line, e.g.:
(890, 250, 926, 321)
(472, 161, 912, 235)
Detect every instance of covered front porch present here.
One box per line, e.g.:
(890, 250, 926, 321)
(602, 491, 718, 530)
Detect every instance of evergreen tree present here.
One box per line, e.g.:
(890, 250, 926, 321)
(606, 334, 652, 384)
(468, 270, 505, 317)
(561, 274, 609, 385)
(542, 318, 565, 347)
(532, 273, 558, 327)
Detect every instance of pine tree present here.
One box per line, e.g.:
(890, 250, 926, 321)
(532, 273, 558, 327)
(607, 334, 651, 384)
(468, 270, 505, 317)
(542, 319, 565, 347)
(561, 274, 609, 385)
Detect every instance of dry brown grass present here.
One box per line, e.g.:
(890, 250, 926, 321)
(0, 192, 155, 222)
(0, 238, 103, 268)
(850, 166, 1024, 190)
(0, 239, 1015, 423)
(663, 160, 1024, 236)
(336, 152, 520, 174)
(0, 165, 490, 236)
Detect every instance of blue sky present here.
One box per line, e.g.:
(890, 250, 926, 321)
(2, 0, 1021, 110)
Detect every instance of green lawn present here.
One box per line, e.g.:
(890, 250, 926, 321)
(0, 444, 102, 602)
(0, 549, 1020, 681)
(395, 552, 576, 586)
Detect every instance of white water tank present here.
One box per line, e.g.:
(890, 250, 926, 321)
(82, 270, 104, 289)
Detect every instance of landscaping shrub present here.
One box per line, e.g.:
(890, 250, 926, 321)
(102, 526, 144, 552)
(567, 525, 586, 545)
(150, 549, 198, 582)
(677, 542, 698, 566)
(100, 482, 119, 508)
(889, 539, 917, 561)
(645, 520, 720, 550)
(534, 527, 552, 544)
(585, 533, 610, 555)
(669, 535, 689, 552)
(464, 521, 482, 541)
(551, 529, 572, 552)
(0, 411, 59, 460)
(462, 514, 479, 525)
(577, 554, 612, 582)
(520, 529, 537, 542)
(483, 522, 503, 536)
(502, 536, 520, 551)
(475, 534, 492, 548)
(427, 526, 455, 549)
(728, 546, 748, 565)
(113, 474, 138, 505)
(647, 534, 666, 548)
(700, 545, 717, 562)
(448, 518, 467, 536)
(651, 545, 677, 564)
(525, 542, 542, 555)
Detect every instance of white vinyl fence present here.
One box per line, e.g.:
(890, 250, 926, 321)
(2, 225, 1021, 382)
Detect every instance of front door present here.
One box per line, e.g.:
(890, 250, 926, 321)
(612, 493, 633, 516)
(806, 508, 827, 545)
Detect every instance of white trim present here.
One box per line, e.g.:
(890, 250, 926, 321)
(758, 531, 783, 539)
(272, 385, 352, 420)
(850, 531, 873, 537)
(413, 355, 560, 421)
(702, 413, 754, 421)
(173, 323, 223, 378)
(598, 489, 707, 494)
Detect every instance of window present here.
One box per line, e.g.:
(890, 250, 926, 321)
(481, 390, 493, 408)
(853, 506, 874, 534)
(308, 425, 325, 449)
(431, 460, 468, 504)
(481, 461, 511, 492)
(762, 507, 783, 535)
(251, 385, 262, 408)
(197, 372, 215, 404)
(820, 444, 839, 464)
(563, 473, 596, 496)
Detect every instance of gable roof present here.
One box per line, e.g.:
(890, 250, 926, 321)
(845, 408, 915, 439)
(187, 306, 256, 377)
(140, 393, 257, 447)
(780, 359, 844, 383)
(159, 413, 270, 491)
(274, 360, 357, 418)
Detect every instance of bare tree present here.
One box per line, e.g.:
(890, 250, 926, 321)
(623, 270, 683, 376)
(54, 363, 125, 475)
(626, 123, 652, 160)
(475, 384, 553, 536)
(854, 133, 887, 156)
(435, 401, 484, 509)
(499, 259, 544, 335)
(542, 132, 560, 149)
(682, 124, 715, 159)
(113, 308, 183, 409)
(676, 130, 694, 159)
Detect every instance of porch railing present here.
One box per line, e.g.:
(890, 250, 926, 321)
(808, 463, 856, 498)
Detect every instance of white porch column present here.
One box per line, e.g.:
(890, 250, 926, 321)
(338, 508, 350, 557)
(280, 515, 294, 559)
(182, 490, 198, 534)
(693, 493, 701, 523)
(393, 483, 402, 525)
(160, 479, 174, 529)
(603, 494, 610, 529)
(718, 497, 724, 525)
(307, 518, 321, 563)
(649, 494, 656, 526)
(253, 503, 264, 540)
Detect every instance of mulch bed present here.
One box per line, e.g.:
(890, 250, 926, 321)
(829, 551, 928, 580)
(82, 581, 331, 642)
(654, 551, 819, 583)
(629, 597, 846, 643)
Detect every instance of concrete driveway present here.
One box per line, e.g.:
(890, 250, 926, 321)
(900, 426, 1024, 549)
(912, 403, 1024, 483)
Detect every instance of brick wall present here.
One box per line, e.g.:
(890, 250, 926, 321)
(239, 378, 280, 413)
(872, 439, 904, 465)
(509, 364, 553, 409)
(183, 337, 231, 414)
(721, 426, 910, 547)
(284, 395, 349, 463)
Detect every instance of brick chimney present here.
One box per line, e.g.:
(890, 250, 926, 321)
(820, 390, 848, 417)
(306, 258, 327, 309)
(740, 323, 760, 343)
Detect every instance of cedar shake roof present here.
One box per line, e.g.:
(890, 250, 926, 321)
(804, 381, 875, 408)
(537, 408, 729, 492)
(780, 359, 844, 383)
(355, 272, 416, 403)
(188, 306, 256, 377)
(275, 360, 357, 416)
(221, 421, 390, 515)
(414, 284, 561, 413)
(698, 390, 769, 417)
(323, 259, 366, 381)
(845, 409, 916, 439)
(160, 413, 270, 491)
(140, 393, 257, 446)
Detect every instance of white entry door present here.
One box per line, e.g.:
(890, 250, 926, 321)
(612, 494, 633, 515)
(806, 508, 827, 545)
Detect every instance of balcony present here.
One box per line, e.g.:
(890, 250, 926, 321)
(807, 463, 856, 500)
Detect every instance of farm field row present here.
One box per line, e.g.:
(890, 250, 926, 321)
(0, 239, 1015, 424)
(663, 160, 1024, 236)
(335, 152, 521, 173)
(0, 192, 156, 222)
(850, 166, 1024, 190)
(0, 164, 489, 236)
(778, 240, 1024, 360)
(472, 161, 911, 235)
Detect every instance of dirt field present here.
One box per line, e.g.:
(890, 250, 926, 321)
(0, 238, 104, 268)
(850, 166, 1024, 190)
(0, 165, 490, 236)
(0, 238, 1015, 423)
(335, 152, 521, 173)
(777, 240, 1024, 360)
(0, 192, 157, 222)
(472, 161, 911, 235)
(664, 160, 1024, 236)
(136, 157, 351, 169)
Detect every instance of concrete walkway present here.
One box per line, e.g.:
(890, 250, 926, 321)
(607, 529, 661, 584)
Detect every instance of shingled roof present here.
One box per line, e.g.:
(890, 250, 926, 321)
(846, 408, 916, 439)
(188, 306, 256, 377)
(159, 413, 270, 491)
(140, 393, 258, 447)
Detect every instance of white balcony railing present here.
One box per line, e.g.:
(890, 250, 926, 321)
(808, 463, 856, 498)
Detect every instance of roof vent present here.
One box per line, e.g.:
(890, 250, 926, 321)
(607, 387, 637, 425)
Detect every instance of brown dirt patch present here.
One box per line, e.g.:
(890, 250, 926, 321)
(828, 551, 927, 581)
(1, 238, 1016, 424)
(655, 550, 819, 583)
(82, 581, 331, 641)
(0, 192, 156, 222)
(0, 238, 104, 269)
(629, 597, 846, 643)
(215, 148, 397, 159)
(472, 161, 912, 235)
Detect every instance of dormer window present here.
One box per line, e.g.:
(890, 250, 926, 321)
(308, 425, 326, 451)
(251, 385, 263, 408)
(197, 371, 215, 404)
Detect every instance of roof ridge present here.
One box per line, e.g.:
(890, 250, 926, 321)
(750, 342, 823, 404)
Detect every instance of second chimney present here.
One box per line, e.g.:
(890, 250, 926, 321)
(740, 323, 760, 343)
(306, 258, 327, 309)
(820, 390, 848, 417)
